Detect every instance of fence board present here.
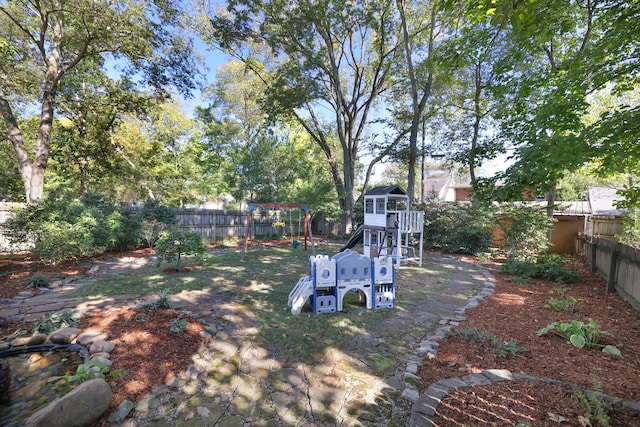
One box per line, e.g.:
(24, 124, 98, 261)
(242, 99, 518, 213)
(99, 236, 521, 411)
(576, 233, 640, 311)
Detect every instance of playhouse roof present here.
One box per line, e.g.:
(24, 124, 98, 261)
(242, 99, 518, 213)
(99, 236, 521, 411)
(364, 185, 408, 197)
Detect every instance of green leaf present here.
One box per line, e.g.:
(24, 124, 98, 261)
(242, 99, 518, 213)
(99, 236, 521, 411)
(570, 334, 586, 349)
(602, 345, 622, 357)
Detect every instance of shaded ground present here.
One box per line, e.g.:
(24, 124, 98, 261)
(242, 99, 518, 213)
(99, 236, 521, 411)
(420, 255, 640, 426)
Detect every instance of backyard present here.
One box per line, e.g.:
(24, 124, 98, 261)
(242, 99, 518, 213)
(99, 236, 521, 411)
(0, 243, 639, 426)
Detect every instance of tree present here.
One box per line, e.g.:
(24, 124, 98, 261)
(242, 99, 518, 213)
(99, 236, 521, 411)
(196, 61, 337, 212)
(205, 0, 401, 232)
(479, 0, 640, 212)
(51, 61, 155, 196)
(0, 0, 200, 202)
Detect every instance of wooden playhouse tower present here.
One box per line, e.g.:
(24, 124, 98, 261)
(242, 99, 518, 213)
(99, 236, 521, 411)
(362, 185, 424, 268)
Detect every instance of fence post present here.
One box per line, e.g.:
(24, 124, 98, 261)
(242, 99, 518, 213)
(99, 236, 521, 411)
(590, 237, 597, 273)
(607, 249, 618, 292)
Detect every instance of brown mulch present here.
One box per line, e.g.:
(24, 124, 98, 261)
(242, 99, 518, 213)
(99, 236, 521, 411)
(2, 249, 640, 426)
(421, 254, 640, 426)
(75, 307, 204, 414)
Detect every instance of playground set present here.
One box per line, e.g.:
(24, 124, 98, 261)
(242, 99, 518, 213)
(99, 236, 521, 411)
(241, 203, 316, 261)
(287, 185, 424, 315)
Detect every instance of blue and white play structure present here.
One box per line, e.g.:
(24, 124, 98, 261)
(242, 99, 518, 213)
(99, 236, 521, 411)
(287, 250, 395, 315)
(287, 185, 422, 315)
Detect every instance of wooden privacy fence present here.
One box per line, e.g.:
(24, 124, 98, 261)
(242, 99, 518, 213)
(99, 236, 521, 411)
(125, 207, 308, 241)
(576, 233, 640, 310)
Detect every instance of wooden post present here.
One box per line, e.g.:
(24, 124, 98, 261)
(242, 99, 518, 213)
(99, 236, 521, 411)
(241, 205, 255, 262)
(590, 237, 597, 273)
(607, 249, 618, 292)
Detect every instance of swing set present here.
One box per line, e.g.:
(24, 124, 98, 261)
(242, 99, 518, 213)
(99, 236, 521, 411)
(241, 203, 316, 261)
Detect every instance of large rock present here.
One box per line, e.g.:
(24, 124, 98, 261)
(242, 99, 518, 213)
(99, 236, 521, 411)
(25, 378, 112, 427)
(11, 333, 48, 347)
(48, 327, 82, 344)
(0, 359, 10, 395)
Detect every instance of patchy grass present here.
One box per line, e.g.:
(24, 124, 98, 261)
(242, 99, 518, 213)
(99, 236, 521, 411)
(65, 246, 454, 364)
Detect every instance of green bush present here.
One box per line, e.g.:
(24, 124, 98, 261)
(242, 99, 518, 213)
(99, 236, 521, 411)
(536, 254, 580, 283)
(421, 202, 495, 254)
(2, 191, 139, 262)
(502, 255, 538, 277)
(502, 253, 579, 284)
(138, 199, 177, 248)
(155, 227, 207, 271)
(498, 204, 553, 258)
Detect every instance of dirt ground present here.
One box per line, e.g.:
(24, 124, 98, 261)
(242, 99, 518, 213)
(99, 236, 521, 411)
(1, 250, 640, 426)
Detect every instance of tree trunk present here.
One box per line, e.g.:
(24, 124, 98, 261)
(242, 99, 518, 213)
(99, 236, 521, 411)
(399, 0, 436, 204)
(547, 184, 557, 245)
(0, 91, 32, 201)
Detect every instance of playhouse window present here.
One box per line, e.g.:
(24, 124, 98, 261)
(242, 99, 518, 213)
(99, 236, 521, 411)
(376, 198, 386, 214)
(365, 199, 374, 214)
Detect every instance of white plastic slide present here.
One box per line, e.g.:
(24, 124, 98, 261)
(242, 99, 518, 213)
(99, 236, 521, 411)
(288, 276, 308, 307)
(289, 277, 314, 315)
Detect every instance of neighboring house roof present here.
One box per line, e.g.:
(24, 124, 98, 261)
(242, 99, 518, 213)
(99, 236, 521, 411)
(365, 185, 407, 196)
(527, 200, 592, 216)
(423, 176, 453, 200)
(588, 186, 625, 216)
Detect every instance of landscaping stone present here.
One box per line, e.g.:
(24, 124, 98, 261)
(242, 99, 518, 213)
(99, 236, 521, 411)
(89, 340, 115, 354)
(48, 327, 81, 344)
(25, 378, 112, 427)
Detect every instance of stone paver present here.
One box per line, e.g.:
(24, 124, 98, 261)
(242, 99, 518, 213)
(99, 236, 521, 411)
(1, 251, 498, 426)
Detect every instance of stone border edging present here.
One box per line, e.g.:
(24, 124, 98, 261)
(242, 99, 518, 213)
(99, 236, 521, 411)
(410, 368, 640, 427)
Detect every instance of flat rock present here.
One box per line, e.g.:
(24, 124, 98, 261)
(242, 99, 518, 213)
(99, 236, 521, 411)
(25, 378, 112, 427)
(76, 332, 109, 346)
(11, 333, 48, 347)
(48, 327, 82, 344)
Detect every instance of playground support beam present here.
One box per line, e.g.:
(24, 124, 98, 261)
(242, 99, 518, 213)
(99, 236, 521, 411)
(241, 204, 315, 261)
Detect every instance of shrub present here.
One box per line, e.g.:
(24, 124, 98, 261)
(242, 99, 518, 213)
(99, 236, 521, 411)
(138, 199, 177, 248)
(2, 191, 138, 262)
(27, 274, 51, 289)
(498, 204, 553, 258)
(155, 227, 207, 272)
(536, 254, 580, 283)
(421, 202, 495, 254)
(502, 253, 580, 284)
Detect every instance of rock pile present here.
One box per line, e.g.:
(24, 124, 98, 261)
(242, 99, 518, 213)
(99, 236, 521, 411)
(0, 327, 115, 427)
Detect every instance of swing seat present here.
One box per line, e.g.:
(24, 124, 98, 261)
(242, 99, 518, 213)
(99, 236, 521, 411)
(292, 239, 299, 248)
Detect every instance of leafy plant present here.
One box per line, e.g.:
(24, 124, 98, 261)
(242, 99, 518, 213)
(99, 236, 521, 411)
(27, 273, 51, 289)
(574, 372, 612, 426)
(545, 287, 577, 313)
(502, 255, 537, 277)
(536, 254, 580, 284)
(504, 275, 534, 285)
(169, 311, 190, 334)
(2, 191, 139, 262)
(446, 327, 528, 358)
(137, 199, 177, 248)
(536, 319, 622, 356)
(48, 359, 126, 394)
(420, 202, 495, 254)
(502, 254, 579, 284)
(155, 227, 207, 272)
(33, 309, 78, 334)
(497, 204, 553, 258)
(139, 289, 174, 310)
